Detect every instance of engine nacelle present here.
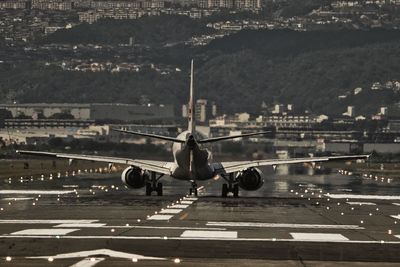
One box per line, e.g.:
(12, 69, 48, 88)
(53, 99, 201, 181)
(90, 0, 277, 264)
(237, 167, 264, 191)
(121, 166, 148, 189)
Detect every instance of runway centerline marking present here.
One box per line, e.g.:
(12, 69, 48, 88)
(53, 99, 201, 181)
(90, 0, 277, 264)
(390, 215, 400, 220)
(181, 230, 237, 239)
(290, 233, 349, 241)
(207, 222, 364, 229)
(11, 228, 79, 236)
(393, 203, 400, 206)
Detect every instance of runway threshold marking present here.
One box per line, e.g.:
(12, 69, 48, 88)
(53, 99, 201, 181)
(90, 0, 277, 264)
(11, 228, 79, 236)
(290, 233, 349, 241)
(171, 204, 189, 209)
(148, 215, 173, 221)
(206, 222, 364, 230)
(160, 209, 183, 214)
(180, 230, 237, 239)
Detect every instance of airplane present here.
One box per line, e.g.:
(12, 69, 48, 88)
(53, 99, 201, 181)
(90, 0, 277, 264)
(17, 60, 370, 197)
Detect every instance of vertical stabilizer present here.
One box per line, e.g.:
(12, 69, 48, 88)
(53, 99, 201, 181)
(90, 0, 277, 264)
(188, 60, 195, 134)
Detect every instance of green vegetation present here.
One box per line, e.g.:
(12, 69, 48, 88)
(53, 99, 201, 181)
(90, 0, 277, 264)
(40, 15, 214, 46)
(3, 18, 400, 115)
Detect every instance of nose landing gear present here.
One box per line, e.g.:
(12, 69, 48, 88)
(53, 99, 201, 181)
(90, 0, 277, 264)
(189, 181, 198, 196)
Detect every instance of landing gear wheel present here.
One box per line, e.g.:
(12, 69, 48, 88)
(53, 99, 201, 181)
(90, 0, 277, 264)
(145, 183, 152, 196)
(156, 182, 163, 196)
(189, 182, 198, 196)
(222, 183, 228, 198)
(233, 184, 239, 198)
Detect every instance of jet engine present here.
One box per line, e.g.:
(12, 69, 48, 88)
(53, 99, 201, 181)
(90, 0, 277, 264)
(121, 166, 148, 189)
(237, 167, 264, 191)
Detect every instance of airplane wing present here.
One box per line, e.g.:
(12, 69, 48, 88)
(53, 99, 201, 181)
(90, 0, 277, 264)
(212, 154, 370, 175)
(16, 150, 173, 175)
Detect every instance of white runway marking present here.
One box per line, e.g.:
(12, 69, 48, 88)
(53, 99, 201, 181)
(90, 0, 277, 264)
(28, 248, 165, 262)
(183, 197, 198, 201)
(11, 228, 79, 236)
(206, 222, 364, 229)
(180, 201, 193, 204)
(70, 257, 105, 267)
(171, 204, 189, 209)
(393, 203, 400, 206)
(181, 230, 237, 239)
(395, 235, 400, 240)
(147, 215, 173, 220)
(1, 197, 34, 201)
(290, 233, 349, 241)
(0, 219, 98, 224)
(391, 215, 400, 220)
(346, 202, 376, 206)
(54, 223, 106, 228)
(63, 185, 79, 188)
(0, 190, 75, 195)
(326, 194, 400, 200)
(4, 235, 399, 244)
(159, 209, 183, 214)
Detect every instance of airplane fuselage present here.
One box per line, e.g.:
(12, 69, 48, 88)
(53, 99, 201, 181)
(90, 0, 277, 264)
(170, 131, 214, 181)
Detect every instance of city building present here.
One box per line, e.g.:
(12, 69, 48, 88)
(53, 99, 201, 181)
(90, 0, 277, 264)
(343, 106, 355, 117)
(0, 103, 174, 125)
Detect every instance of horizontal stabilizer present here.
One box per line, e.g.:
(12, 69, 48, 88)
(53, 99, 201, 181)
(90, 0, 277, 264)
(112, 128, 185, 143)
(198, 131, 270, 144)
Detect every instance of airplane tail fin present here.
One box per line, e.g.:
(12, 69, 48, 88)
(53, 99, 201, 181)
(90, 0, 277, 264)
(198, 131, 270, 144)
(188, 60, 195, 135)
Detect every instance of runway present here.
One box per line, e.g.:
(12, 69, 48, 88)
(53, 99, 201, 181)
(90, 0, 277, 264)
(1, 166, 400, 266)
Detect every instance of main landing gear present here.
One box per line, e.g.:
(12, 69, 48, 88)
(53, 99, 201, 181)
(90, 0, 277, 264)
(221, 173, 239, 198)
(189, 181, 198, 196)
(146, 172, 164, 196)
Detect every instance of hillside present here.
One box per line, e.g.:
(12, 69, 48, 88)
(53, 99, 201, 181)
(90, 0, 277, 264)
(40, 15, 214, 46)
(3, 26, 400, 115)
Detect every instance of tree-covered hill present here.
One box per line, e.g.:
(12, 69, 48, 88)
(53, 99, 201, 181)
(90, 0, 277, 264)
(40, 15, 214, 46)
(3, 26, 400, 115)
